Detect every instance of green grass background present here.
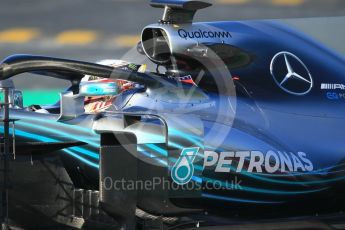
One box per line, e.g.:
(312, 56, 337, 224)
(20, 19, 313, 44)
(22, 89, 62, 106)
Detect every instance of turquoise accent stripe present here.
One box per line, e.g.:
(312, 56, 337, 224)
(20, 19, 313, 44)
(14, 114, 97, 136)
(192, 176, 203, 184)
(144, 143, 168, 157)
(69, 147, 99, 160)
(251, 163, 341, 177)
(64, 149, 99, 169)
(0, 127, 99, 168)
(238, 169, 345, 185)
(202, 193, 284, 204)
(137, 146, 168, 166)
(169, 128, 203, 147)
(203, 176, 329, 195)
(16, 121, 100, 148)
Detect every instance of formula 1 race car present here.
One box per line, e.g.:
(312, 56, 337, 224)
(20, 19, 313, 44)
(0, 0, 345, 229)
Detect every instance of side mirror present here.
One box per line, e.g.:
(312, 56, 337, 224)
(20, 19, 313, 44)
(0, 88, 23, 109)
(79, 81, 119, 97)
(12, 90, 23, 109)
(58, 92, 85, 122)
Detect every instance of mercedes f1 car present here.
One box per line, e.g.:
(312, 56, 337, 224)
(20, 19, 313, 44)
(0, 0, 345, 229)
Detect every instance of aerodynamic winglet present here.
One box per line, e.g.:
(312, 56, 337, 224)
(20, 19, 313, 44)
(150, 0, 212, 11)
(150, 0, 212, 23)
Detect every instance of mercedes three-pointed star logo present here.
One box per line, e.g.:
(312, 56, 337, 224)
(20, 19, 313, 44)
(270, 51, 313, 96)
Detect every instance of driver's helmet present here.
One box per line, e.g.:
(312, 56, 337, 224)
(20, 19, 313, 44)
(82, 59, 146, 113)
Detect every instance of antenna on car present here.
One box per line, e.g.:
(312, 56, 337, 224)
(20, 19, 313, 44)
(150, 0, 212, 24)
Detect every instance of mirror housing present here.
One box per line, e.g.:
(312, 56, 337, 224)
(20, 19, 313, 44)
(58, 92, 85, 122)
(59, 81, 121, 122)
(0, 79, 23, 109)
(12, 90, 23, 109)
